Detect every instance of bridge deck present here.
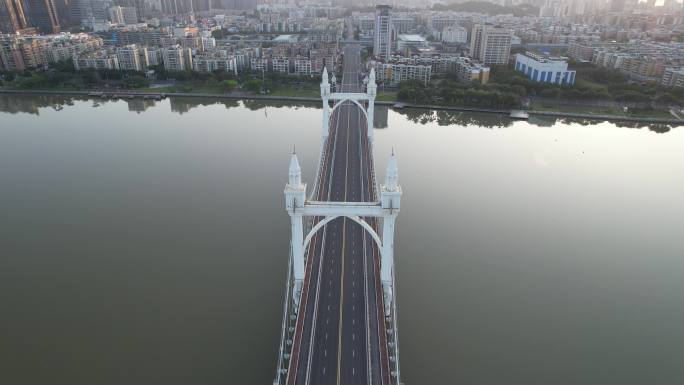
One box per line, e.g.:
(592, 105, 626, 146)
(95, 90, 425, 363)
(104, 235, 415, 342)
(286, 45, 390, 385)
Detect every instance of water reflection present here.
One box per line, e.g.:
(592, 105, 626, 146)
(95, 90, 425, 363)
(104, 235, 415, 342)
(0, 94, 680, 133)
(393, 108, 679, 133)
(0, 94, 85, 115)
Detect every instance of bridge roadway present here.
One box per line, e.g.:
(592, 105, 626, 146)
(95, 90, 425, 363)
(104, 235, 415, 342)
(287, 45, 390, 385)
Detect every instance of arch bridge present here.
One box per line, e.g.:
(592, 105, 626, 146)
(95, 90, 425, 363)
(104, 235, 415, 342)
(274, 46, 403, 385)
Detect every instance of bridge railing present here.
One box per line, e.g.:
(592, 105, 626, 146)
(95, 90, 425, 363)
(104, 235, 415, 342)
(273, 242, 295, 385)
(309, 117, 331, 201)
(388, 261, 402, 384)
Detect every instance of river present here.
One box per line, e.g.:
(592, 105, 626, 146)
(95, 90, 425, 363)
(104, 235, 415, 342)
(1, 94, 683, 385)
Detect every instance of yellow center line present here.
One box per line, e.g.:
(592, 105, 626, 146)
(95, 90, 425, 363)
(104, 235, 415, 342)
(336, 82, 352, 385)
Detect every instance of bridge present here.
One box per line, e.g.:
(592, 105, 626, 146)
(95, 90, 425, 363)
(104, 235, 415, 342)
(274, 44, 403, 385)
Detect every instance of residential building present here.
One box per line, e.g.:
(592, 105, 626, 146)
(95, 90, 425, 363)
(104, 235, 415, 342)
(391, 16, 413, 33)
(193, 52, 237, 74)
(271, 57, 289, 73)
(470, 24, 511, 65)
(0, 0, 27, 33)
(357, 16, 374, 34)
(162, 45, 192, 71)
(116, 44, 144, 71)
(293, 58, 312, 75)
(250, 57, 268, 72)
(661, 67, 684, 88)
(452, 57, 490, 84)
(146, 47, 162, 66)
(74, 50, 119, 70)
(396, 34, 427, 54)
(23, 0, 60, 34)
(19, 38, 47, 68)
(373, 60, 431, 86)
(0, 37, 24, 70)
(113, 25, 169, 46)
(120, 6, 137, 24)
(567, 41, 601, 62)
(108, 6, 124, 24)
(429, 15, 458, 31)
(441, 26, 467, 44)
(373, 5, 392, 61)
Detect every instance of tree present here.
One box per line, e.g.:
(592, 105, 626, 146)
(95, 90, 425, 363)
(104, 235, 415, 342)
(222, 79, 238, 92)
(655, 93, 680, 106)
(243, 79, 263, 92)
(122, 75, 149, 89)
(539, 88, 560, 98)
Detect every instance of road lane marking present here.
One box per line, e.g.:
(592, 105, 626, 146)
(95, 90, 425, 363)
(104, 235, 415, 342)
(336, 68, 354, 385)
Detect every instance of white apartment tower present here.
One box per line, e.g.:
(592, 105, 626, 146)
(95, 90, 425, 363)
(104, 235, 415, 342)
(162, 45, 192, 71)
(108, 6, 124, 24)
(117, 44, 145, 71)
(470, 24, 512, 65)
(373, 5, 392, 61)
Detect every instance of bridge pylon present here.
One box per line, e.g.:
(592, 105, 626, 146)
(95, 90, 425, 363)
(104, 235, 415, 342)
(320, 66, 376, 144)
(283, 149, 401, 313)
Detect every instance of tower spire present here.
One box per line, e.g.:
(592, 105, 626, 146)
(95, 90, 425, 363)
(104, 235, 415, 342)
(385, 149, 399, 192)
(320, 67, 330, 97)
(367, 67, 377, 97)
(289, 151, 302, 188)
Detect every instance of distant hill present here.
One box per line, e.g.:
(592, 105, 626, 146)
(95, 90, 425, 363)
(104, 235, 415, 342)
(432, 1, 539, 17)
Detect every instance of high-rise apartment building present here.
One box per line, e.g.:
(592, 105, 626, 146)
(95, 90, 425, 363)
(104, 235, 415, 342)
(470, 24, 511, 65)
(114, 0, 145, 20)
(162, 44, 192, 71)
(70, 0, 92, 25)
(117, 44, 145, 70)
(23, 0, 60, 33)
(54, 0, 72, 24)
(0, 0, 27, 33)
(72, 0, 107, 26)
(108, 5, 124, 23)
(120, 6, 137, 24)
(373, 5, 392, 61)
(0, 37, 25, 70)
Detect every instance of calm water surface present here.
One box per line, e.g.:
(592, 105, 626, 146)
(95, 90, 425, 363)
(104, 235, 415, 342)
(1, 94, 683, 385)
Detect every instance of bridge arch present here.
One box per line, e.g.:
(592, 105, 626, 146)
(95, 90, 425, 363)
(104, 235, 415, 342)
(303, 215, 382, 254)
(330, 98, 368, 122)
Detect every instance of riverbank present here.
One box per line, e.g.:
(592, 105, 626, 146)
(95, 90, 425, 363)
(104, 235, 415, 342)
(1, 88, 682, 126)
